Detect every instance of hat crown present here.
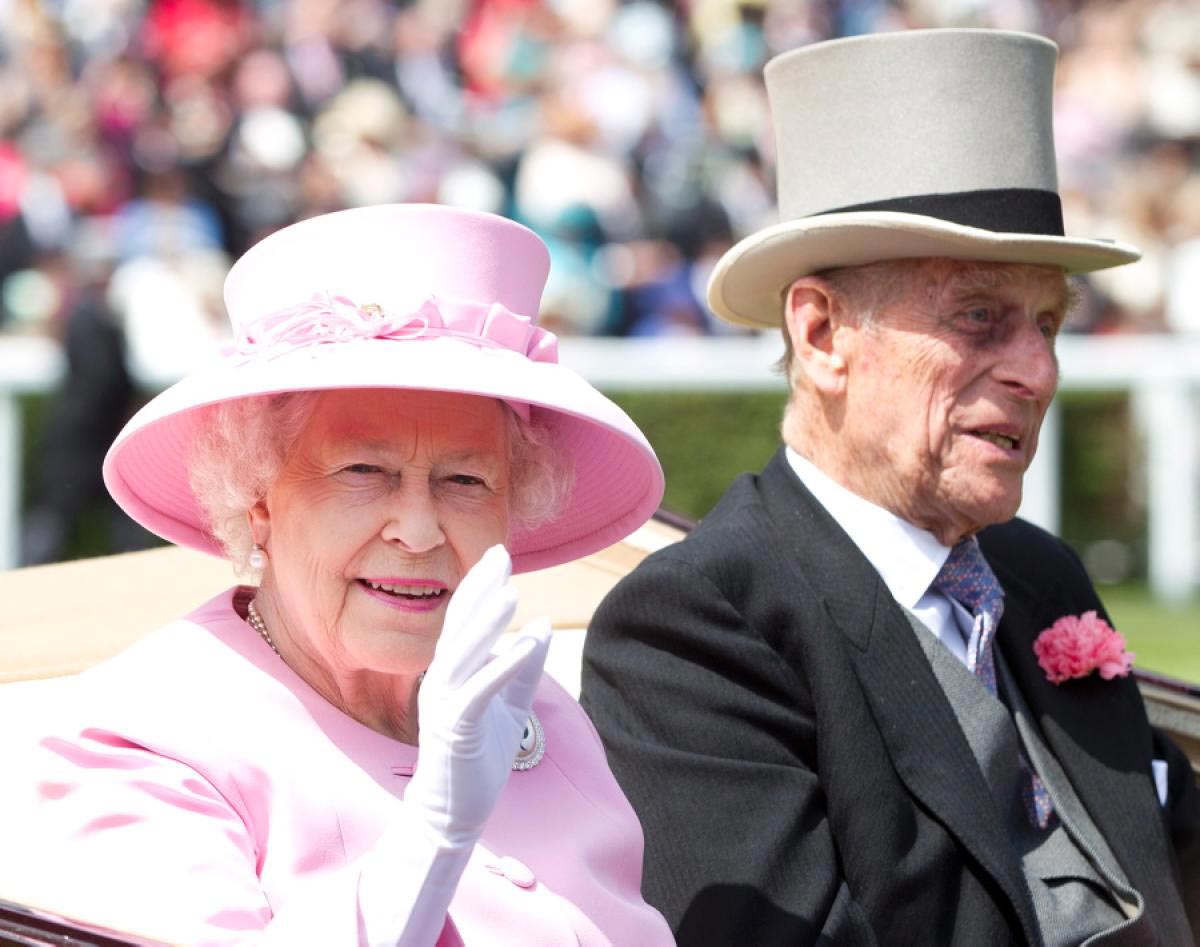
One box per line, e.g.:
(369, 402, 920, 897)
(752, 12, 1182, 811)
(705, 28, 1139, 329)
(223, 204, 551, 339)
(766, 29, 1060, 222)
(104, 203, 664, 574)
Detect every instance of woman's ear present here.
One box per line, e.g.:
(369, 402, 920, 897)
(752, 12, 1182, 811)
(247, 500, 271, 549)
(784, 278, 848, 396)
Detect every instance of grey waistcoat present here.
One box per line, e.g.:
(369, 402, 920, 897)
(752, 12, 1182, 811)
(905, 612, 1146, 946)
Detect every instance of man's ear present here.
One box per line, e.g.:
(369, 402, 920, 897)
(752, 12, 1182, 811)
(784, 278, 848, 396)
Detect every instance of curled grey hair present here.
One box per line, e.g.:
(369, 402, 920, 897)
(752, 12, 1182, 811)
(188, 392, 575, 574)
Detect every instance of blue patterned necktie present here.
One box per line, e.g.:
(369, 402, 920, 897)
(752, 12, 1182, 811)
(933, 537, 1054, 829)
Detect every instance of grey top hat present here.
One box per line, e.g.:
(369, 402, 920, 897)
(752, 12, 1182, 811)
(706, 29, 1140, 329)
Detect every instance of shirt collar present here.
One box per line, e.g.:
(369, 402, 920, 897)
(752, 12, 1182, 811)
(785, 447, 951, 610)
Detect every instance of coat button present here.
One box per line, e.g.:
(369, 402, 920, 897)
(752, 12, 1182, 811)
(486, 856, 536, 888)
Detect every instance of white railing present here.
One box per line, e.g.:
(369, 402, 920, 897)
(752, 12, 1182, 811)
(0, 337, 68, 570)
(1, 333, 1197, 601)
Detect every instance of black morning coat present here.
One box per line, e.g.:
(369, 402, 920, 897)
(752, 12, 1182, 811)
(581, 448, 1200, 946)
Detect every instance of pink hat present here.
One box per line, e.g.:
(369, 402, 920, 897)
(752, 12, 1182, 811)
(103, 204, 664, 573)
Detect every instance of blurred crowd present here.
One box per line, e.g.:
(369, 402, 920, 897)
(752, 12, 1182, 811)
(1, 0, 1199, 561)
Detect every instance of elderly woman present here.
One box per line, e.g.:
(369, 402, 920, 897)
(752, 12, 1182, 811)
(2, 205, 672, 946)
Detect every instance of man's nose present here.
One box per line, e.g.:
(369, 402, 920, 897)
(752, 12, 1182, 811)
(996, 321, 1059, 403)
(380, 483, 446, 553)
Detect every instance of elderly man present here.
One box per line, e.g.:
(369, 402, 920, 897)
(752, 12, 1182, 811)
(580, 29, 1200, 946)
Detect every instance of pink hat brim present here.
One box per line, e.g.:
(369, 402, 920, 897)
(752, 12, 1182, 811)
(104, 336, 664, 574)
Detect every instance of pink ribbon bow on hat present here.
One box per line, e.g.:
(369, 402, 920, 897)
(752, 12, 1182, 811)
(232, 291, 558, 364)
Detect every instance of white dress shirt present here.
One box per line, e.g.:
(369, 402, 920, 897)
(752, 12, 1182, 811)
(785, 447, 976, 665)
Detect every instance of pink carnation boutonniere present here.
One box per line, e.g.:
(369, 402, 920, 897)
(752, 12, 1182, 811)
(1033, 610, 1135, 685)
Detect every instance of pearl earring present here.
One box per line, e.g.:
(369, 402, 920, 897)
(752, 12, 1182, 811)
(249, 544, 268, 571)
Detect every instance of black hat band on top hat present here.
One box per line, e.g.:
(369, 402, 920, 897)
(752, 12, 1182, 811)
(818, 188, 1065, 237)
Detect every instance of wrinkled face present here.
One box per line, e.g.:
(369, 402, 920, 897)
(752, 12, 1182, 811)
(833, 260, 1068, 544)
(251, 388, 510, 677)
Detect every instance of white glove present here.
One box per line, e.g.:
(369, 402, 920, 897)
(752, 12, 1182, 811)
(407, 543, 550, 845)
(358, 544, 551, 946)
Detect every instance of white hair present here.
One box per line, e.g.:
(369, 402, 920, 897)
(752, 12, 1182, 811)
(188, 391, 574, 575)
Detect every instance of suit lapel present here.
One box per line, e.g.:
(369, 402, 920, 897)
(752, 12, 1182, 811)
(755, 452, 1040, 941)
(990, 559, 1178, 919)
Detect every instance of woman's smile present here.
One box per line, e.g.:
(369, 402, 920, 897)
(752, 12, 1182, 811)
(357, 577, 448, 612)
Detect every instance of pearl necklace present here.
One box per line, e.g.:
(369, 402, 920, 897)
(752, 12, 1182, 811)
(246, 599, 281, 657)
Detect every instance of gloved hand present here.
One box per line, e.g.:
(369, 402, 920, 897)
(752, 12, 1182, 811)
(406, 543, 552, 846)
(356, 544, 551, 946)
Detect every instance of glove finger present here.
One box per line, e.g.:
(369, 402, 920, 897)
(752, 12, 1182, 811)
(428, 583, 517, 693)
(455, 627, 547, 722)
(427, 545, 516, 689)
(497, 618, 551, 716)
(443, 545, 511, 634)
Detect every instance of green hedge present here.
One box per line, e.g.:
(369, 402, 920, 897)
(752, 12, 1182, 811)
(607, 389, 786, 519)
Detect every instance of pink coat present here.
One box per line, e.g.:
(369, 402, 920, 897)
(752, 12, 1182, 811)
(7, 589, 673, 946)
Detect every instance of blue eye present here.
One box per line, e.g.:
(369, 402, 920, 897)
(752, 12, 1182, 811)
(447, 474, 485, 486)
(344, 463, 381, 475)
(965, 307, 992, 325)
